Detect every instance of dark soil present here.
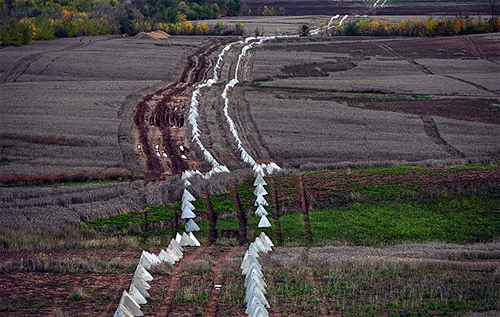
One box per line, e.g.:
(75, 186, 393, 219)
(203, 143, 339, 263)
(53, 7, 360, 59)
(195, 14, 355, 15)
(268, 34, 500, 60)
(133, 40, 233, 180)
(0, 247, 245, 316)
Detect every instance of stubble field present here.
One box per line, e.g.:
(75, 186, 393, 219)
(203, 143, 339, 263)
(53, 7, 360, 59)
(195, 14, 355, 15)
(0, 13, 499, 317)
(229, 33, 500, 170)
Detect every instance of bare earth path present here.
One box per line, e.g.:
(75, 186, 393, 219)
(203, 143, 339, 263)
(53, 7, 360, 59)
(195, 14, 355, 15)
(203, 247, 245, 317)
(132, 40, 232, 180)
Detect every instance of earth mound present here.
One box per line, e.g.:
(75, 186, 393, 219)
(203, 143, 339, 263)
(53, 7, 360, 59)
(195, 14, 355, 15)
(135, 30, 171, 39)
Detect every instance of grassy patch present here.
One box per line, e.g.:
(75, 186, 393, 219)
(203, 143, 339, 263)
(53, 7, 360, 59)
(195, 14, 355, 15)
(265, 262, 500, 315)
(309, 193, 500, 245)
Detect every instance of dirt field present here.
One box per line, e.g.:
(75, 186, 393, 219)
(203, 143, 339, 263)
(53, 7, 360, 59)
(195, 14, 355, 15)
(216, 33, 500, 169)
(0, 243, 498, 315)
(0, 35, 206, 177)
(241, 0, 495, 16)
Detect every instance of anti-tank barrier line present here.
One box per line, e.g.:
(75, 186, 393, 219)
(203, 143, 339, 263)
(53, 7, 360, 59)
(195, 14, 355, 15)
(221, 35, 299, 176)
(187, 41, 242, 178)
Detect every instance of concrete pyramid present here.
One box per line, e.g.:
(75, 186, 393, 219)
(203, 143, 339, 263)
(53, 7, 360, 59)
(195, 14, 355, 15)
(182, 189, 196, 201)
(165, 246, 182, 261)
(241, 251, 259, 270)
(161, 248, 180, 263)
(245, 296, 267, 315)
(189, 231, 201, 247)
(266, 162, 281, 175)
(159, 249, 176, 265)
(118, 291, 143, 316)
(246, 285, 269, 308)
(129, 285, 147, 305)
(254, 194, 269, 207)
(167, 239, 184, 258)
(255, 205, 268, 217)
(254, 184, 268, 196)
(181, 206, 196, 219)
(182, 200, 195, 211)
(134, 264, 153, 282)
(256, 237, 272, 252)
(259, 232, 274, 247)
(183, 179, 191, 187)
(185, 219, 200, 232)
(253, 174, 267, 186)
(113, 303, 134, 317)
(258, 215, 271, 228)
(143, 251, 161, 265)
(138, 253, 153, 270)
(253, 238, 269, 253)
(180, 232, 196, 247)
(175, 232, 182, 244)
(245, 280, 267, 303)
(242, 256, 262, 274)
(131, 277, 150, 299)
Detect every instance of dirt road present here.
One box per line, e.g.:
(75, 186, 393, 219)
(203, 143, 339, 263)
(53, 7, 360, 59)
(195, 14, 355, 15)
(132, 40, 231, 180)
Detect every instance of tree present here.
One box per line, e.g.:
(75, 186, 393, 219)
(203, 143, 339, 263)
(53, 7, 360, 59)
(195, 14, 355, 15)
(196, 22, 208, 34)
(239, 3, 251, 16)
(234, 21, 243, 35)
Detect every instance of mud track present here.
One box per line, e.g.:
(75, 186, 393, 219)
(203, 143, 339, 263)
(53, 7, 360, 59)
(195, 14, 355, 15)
(132, 40, 230, 180)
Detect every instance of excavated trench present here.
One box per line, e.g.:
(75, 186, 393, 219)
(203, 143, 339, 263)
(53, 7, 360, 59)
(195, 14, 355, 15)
(132, 40, 230, 180)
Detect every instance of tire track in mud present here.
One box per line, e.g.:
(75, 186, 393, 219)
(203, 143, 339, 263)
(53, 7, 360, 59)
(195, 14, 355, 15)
(1, 36, 118, 83)
(203, 247, 244, 317)
(379, 43, 434, 74)
(155, 247, 213, 317)
(441, 75, 499, 96)
(132, 41, 229, 180)
(420, 115, 465, 159)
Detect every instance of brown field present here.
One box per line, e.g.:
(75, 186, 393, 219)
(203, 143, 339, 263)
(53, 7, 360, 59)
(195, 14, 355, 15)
(241, 0, 495, 16)
(0, 243, 499, 315)
(218, 33, 500, 170)
(0, 13, 499, 317)
(0, 36, 205, 178)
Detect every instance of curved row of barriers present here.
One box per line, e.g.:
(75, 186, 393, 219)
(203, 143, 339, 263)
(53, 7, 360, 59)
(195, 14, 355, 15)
(241, 233, 274, 317)
(113, 239, 186, 316)
(113, 15, 347, 314)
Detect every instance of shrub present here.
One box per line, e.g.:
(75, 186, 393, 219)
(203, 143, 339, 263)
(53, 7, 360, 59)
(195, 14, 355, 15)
(196, 22, 209, 34)
(0, 18, 35, 46)
(234, 22, 244, 35)
(338, 17, 500, 37)
(214, 22, 224, 34)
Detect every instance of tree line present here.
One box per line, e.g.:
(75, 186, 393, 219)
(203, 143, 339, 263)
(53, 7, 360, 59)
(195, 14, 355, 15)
(0, 0, 241, 46)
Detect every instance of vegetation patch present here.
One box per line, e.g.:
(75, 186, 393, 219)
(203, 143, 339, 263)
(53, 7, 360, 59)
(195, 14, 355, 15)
(281, 61, 356, 78)
(263, 262, 500, 315)
(338, 17, 500, 37)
